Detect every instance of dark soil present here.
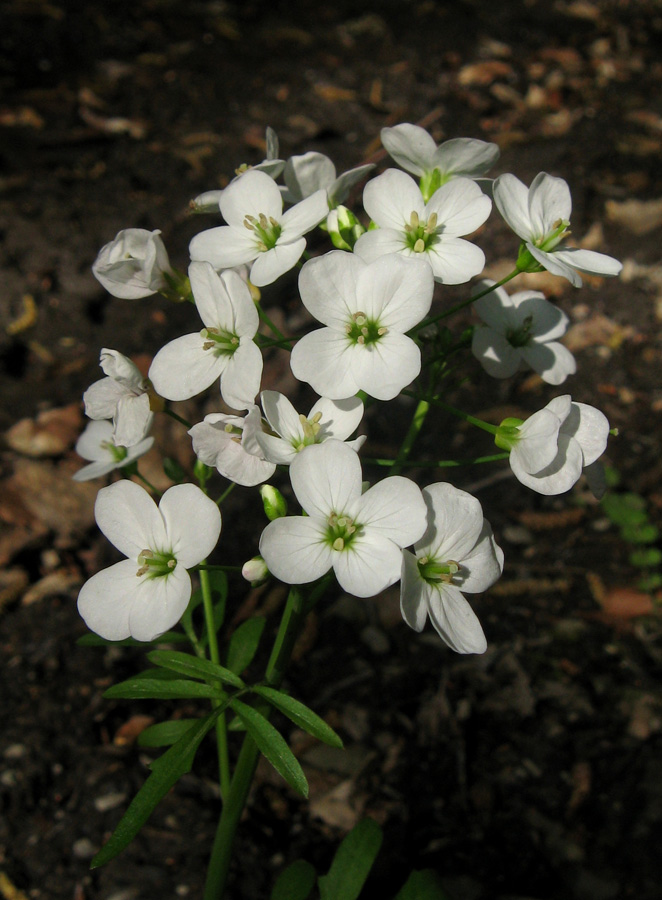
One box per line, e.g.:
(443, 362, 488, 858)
(1, 1, 662, 899)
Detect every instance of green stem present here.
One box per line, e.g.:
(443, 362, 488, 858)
(203, 586, 308, 900)
(164, 407, 193, 429)
(414, 269, 520, 333)
(132, 471, 161, 495)
(391, 398, 430, 476)
(195, 564, 242, 573)
(363, 452, 509, 468)
(216, 483, 236, 506)
(199, 567, 231, 802)
(256, 303, 292, 349)
(404, 391, 499, 436)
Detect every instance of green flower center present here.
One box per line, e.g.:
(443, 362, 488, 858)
(101, 441, 128, 462)
(345, 311, 388, 346)
(419, 169, 448, 203)
(293, 412, 323, 453)
(535, 217, 571, 252)
(136, 548, 177, 579)
(494, 416, 524, 451)
(417, 555, 461, 585)
(243, 212, 282, 251)
(326, 512, 362, 552)
(404, 210, 439, 254)
(200, 326, 240, 357)
(506, 315, 534, 348)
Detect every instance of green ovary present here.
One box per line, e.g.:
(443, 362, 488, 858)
(326, 512, 362, 552)
(136, 548, 177, 579)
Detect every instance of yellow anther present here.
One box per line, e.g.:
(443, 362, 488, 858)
(257, 241, 268, 252)
(337, 516, 348, 527)
(202, 341, 216, 351)
(167, 559, 176, 569)
(377, 326, 388, 336)
(311, 412, 323, 424)
(361, 326, 369, 337)
(258, 213, 269, 228)
(354, 313, 367, 326)
(269, 216, 279, 228)
(426, 212, 438, 232)
(332, 537, 344, 551)
(224, 423, 234, 433)
(357, 335, 365, 345)
(413, 238, 425, 253)
(410, 211, 420, 229)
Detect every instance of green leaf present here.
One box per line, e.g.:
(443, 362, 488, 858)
(629, 547, 662, 568)
(318, 818, 383, 900)
(77, 631, 188, 647)
(394, 869, 449, 899)
(137, 719, 199, 748)
(271, 859, 317, 900)
(199, 571, 229, 649)
(227, 616, 266, 674)
(104, 676, 225, 700)
(253, 686, 343, 748)
(638, 572, 662, 591)
(230, 698, 308, 797)
(91, 712, 221, 867)
(602, 492, 647, 526)
(181, 588, 203, 643)
(148, 649, 245, 689)
(621, 523, 659, 545)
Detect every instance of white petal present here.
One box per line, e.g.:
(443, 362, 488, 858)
(220, 169, 282, 227)
(73, 459, 117, 482)
(510, 433, 583, 495)
(189, 225, 258, 269)
(512, 408, 563, 474)
(380, 124, 438, 176)
(427, 237, 485, 284)
(350, 332, 421, 401)
(526, 245, 583, 287)
(310, 396, 364, 441)
(329, 164, 374, 207)
(220, 340, 263, 410)
(290, 440, 362, 520)
(250, 239, 306, 286)
(400, 549, 429, 631)
(426, 585, 487, 654)
(94, 480, 166, 560)
(113, 393, 152, 447)
(472, 328, 522, 378)
(290, 329, 360, 399)
(259, 517, 333, 584)
(352, 228, 407, 264)
(83, 378, 125, 421)
(280, 189, 328, 237)
(363, 169, 425, 230)
(99, 349, 145, 389)
(284, 152, 336, 201)
(358, 255, 434, 331)
(552, 247, 623, 278)
(493, 173, 534, 241)
(75, 420, 114, 461)
(298, 251, 362, 327)
(426, 177, 492, 236)
(149, 334, 226, 401)
(261, 391, 303, 442)
(158, 484, 221, 566)
(334, 533, 403, 597)
(473, 282, 517, 332)
(458, 523, 504, 593)
(512, 291, 569, 341)
(77, 559, 137, 641)
(256, 431, 298, 465)
(433, 138, 500, 178)
(418, 482, 485, 562)
(527, 172, 572, 239)
(560, 402, 610, 465)
(128, 564, 192, 641)
(221, 268, 260, 336)
(359, 476, 427, 547)
(521, 342, 576, 385)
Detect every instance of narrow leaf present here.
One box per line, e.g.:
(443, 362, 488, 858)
(227, 616, 266, 674)
(230, 698, 308, 797)
(318, 818, 383, 900)
(91, 712, 220, 867)
(104, 677, 225, 700)
(137, 719, 199, 748)
(271, 859, 317, 900)
(394, 869, 449, 900)
(148, 649, 245, 689)
(253, 686, 343, 748)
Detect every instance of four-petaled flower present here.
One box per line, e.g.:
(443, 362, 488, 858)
(259, 441, 427, 598)
(92, 228, 172, 299)
(471, 280, 576, 385)
(493, 172, 622, 287)
(73, 420, 154, 482)
(281, 151, 374, 209)
(77, 481, 222, 641)
(189, 169, 328, 286)
(498, 395, 610, 496)
(290, 251, 434, 401)
(149, 262, 262, 410)
(188, 406, 276, 487)
(401, 483, 504, 654)
(83, 349, 154, 448)
(381, 124, 500, 201)
(354, 169, 492, 284)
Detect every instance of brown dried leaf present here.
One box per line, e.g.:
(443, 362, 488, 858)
(457, 60, 513, 86)
(22, 569, 82, 606)
(114, 715, 155, 746)
(605, 197, 662, 235)
(5, 404, 82, 457)
(596, 587, 654, 620)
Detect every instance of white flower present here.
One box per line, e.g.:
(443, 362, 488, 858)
(188, 406, 276, 487)
(381, 124, 500, 200)
(190, 127, 284, 213)
(148, 262, 262, 410)
(77, 481, 222, 641)
(502, 395, 610, 496)
(189, 169, 327, 287)
(400, 483, 504, 654)
(83, 349, 153, 447)
(259, 441, 427, 598)
(281, 151, 374, 208)
(354, 169, 491, 284)
(256, 391, 366, 464)
(92, 229, 172, 299)
(493, 172, 623, 287)
(290, 251, 434, 401)
(73, 420, 154, 482)
(471, 281, 576, 385)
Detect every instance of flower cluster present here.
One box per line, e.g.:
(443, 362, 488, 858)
(77, 121, 621, 657)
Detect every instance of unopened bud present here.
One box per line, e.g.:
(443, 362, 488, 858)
(259, 484, 288, 521)
(242, 556, 269, 586)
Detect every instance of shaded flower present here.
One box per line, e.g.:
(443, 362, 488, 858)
(83, 349, 153, 448)
(188, 406, 276, 487)
(401, 483, 504, 653)
(92, 228, 172, 299)
(77, 481, 221, 641)
(281, 151, 374, 208)
(73, 420, 153, 481)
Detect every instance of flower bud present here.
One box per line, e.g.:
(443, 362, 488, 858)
(241, 556, 269, 586)
(259, 484, 287, 520)
(93, 229, 172, 299)
(327, 206, 365, 251)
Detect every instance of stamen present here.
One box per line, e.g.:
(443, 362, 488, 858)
(413, 238, 425, 253)
(410, 211, 420, 229)
(377, 326, 388, 336)
(332, 537, 344, 551)
(425, 212, 438, 232)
